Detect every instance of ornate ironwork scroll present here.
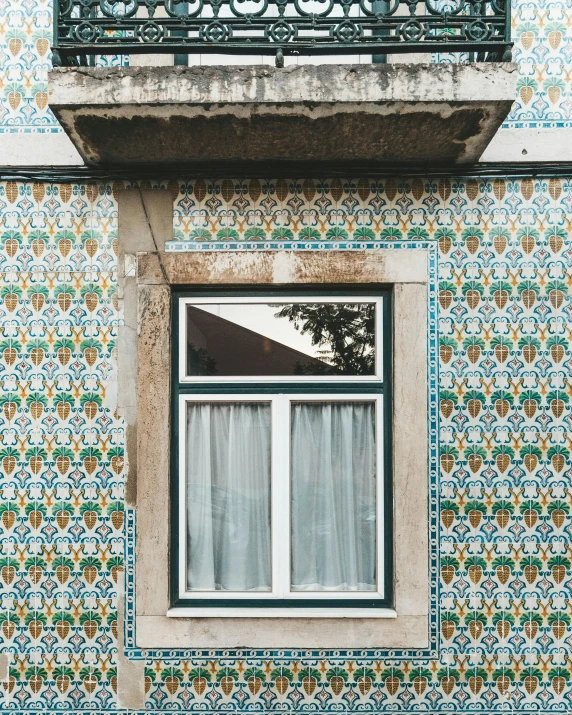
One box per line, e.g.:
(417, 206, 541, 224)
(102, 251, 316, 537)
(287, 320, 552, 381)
(52, 0, 511, 64)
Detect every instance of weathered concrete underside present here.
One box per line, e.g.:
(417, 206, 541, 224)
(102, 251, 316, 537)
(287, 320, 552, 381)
(49, 63, 517, 167)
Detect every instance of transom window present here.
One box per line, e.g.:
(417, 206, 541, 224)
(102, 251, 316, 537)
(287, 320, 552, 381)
(171, 289, 392, 611)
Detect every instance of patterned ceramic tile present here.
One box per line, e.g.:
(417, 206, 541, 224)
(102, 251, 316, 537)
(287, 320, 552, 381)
(508, 0, 572, 126)
(0, 0, 126, 133)
(0, 180, 121, 710)
(0, 0, 54, 131)
(1, 176, 571, 712)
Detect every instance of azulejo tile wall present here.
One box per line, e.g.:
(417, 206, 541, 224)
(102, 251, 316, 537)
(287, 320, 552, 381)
(0, 0, 571, 132)
(0, 180, 121, 711)
(0, 0, 54, 132)
(510, 0, 572, 127)
(0, 0, 122, 133)
(0, 176, 570, 712)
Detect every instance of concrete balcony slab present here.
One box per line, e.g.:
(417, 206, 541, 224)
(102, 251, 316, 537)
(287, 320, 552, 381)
(48, 63, 517, 167)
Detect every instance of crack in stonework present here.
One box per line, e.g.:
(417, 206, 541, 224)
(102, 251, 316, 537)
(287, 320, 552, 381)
(138, 187, 168, 283)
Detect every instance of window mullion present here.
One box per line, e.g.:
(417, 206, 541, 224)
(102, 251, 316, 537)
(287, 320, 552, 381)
(272, 393, 290, 600)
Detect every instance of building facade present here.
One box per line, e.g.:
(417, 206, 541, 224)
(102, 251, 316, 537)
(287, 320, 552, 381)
(0, 0, 571, 711)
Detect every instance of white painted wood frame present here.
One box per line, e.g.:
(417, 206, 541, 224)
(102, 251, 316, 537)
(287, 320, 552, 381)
(176, 393, 385, 615)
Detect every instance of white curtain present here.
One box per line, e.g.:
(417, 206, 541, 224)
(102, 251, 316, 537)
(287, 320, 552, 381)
(291, 401, 377, 591)
(186, 402, 272, 591)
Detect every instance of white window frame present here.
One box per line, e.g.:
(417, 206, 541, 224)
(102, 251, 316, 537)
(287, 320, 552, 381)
(178, 295, 384, 383)
(177, 392, 385, 604)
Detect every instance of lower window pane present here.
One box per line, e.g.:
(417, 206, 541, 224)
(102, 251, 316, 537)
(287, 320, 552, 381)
(291, 401, 377, 592)
(186, 402, 272, 591)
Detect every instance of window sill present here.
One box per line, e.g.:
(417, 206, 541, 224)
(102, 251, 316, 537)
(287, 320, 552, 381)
(166, 607, 398, 619)
(137, 612, 428, 648)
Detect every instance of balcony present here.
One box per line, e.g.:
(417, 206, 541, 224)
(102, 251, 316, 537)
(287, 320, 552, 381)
(48, 0, 516, 168)
(52, 0, 512, 64)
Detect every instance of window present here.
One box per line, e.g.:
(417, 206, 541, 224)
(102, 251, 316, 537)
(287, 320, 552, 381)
(171, 290, 392, 612)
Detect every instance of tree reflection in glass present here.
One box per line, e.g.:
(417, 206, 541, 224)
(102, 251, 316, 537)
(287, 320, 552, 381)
(273, 303, 375, 376)
(186, 301, 376, 378)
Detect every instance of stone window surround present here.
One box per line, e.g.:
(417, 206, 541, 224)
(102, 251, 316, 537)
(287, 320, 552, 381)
(118, 189, 430, 650)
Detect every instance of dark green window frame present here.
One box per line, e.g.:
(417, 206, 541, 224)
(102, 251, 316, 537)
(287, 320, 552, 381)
(170, 285, 393, 610)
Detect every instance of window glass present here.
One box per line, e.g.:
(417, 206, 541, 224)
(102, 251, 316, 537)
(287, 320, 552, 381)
(186, 301, 376, 377)
(290, 401, 377, 592)
(185, 401, 272, 591)
(176, 292, 389, 607)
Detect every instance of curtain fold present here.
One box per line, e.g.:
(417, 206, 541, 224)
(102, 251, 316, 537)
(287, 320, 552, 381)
(186, 402, 272, 591)
(291, 401, 377, 591)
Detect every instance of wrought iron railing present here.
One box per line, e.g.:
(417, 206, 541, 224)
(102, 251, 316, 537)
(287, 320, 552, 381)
(52, 0, 512, 66)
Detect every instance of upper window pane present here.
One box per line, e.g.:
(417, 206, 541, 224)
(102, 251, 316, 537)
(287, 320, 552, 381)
(185, 301, 378, 377)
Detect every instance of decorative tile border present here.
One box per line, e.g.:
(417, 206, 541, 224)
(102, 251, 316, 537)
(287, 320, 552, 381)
(125, 239, 440, 661)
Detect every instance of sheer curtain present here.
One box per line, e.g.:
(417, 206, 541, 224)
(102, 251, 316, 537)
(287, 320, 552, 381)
(291, 401, 377, 591)
(186, 402, 272, 591)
